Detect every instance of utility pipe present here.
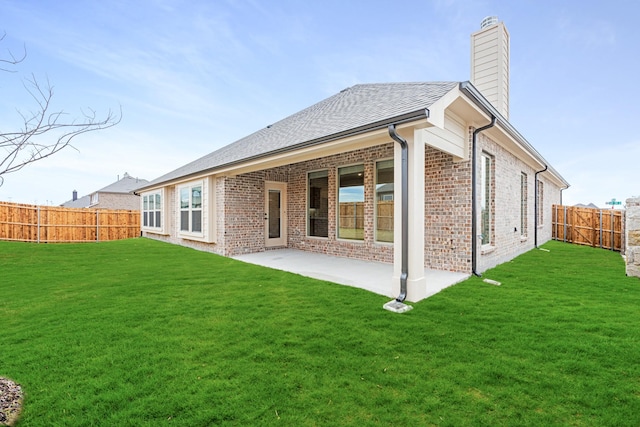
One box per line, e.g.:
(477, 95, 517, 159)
(388, 124, 409, 302)
(534, 165, 548, 248)
(471, 117, 496, 277)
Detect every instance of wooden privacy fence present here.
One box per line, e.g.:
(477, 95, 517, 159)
(338, 201, 394, 231)
(0, 201, 140, 243)
(552, 205, 624, 251)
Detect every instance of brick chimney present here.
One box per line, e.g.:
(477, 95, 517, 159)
(470, 16, 510, 120)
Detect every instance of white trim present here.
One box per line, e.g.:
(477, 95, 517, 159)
(141, 189, 167, 235)
(177, 179, 206, 241)
(336, 163, 365, 241)
(306, 169, 329, 239)
(374, 157, 394, 244)
(265, 181, 287, 247)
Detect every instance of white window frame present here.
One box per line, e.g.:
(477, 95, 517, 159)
(375, 158, 394, 244)
(521, 172, 528, 238)
(141, 189, 166, 234)
(537, 181, 544, 227)
(307, 169, 329, 238)
(480, 152, 494, 247)
(178, 180, 204, 239)
(337, 163, 365, 241)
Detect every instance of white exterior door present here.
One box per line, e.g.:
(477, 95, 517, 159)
(264, 181, 287, 247)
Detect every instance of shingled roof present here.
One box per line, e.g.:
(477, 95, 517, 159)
(98, 173, 148, 193)
(140, 81, 458, 189)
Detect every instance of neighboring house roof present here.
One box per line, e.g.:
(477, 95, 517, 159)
(60, 173, 148, 207)
(60, 195, 91, 208)
(97, 173, 149, 194)
(140, 82, 459, 189)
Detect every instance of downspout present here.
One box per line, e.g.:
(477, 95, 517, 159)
(560, 185, 570, 206)
(534, 165, 548, 248)
(388, 124, 409, 302)
(471, 117, 496, 277)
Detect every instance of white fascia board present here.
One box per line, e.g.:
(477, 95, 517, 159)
(421, 87, 472, 160)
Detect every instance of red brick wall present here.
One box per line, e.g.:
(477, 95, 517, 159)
(143, 131, 562, 275)
(425, 146, 473, 272)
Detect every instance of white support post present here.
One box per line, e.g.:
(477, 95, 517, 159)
(392, 128, 426, 302)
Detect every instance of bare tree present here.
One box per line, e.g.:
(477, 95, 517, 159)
(0, 32, 121, 187)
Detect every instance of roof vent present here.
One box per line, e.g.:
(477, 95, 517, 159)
(480, 16, 498, 29)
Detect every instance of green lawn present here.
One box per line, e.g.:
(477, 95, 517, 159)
(1, 239, 639, 426)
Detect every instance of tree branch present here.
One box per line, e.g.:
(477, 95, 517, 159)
(0, 36, 121, 185)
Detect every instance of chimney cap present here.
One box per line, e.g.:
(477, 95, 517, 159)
(480, 16, 499, 29)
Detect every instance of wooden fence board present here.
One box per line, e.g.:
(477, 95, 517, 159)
(552, 205, 624, 251)
(0, 202, 140, 243)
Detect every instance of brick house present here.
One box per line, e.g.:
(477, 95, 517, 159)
(135, 18, 568, 302)
(61, 172, 148, 210)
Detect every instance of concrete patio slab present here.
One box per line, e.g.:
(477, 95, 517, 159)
(232, 249, 469, 301)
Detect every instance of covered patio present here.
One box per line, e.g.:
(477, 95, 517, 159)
(232, 249, 469, 300)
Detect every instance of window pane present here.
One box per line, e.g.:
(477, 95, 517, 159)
(481, 154, 492, 245)
(149, 196, 154, 210)
(308, 171, 328, 237)
(143, 195, 148, 211)
(192, 186, 202, 209)
(376, 160, 393, 243)
(537, 182, 544, 225)
(155, 211, 161, 228)
(521, 173, 527, 236)
(338, 165, 364, 240)
(155, 193, 161, 207)
(192, 210, 202, 233)
(149, 211, 154, 227)
(181, 211, 189, 231)
(180, 188, 189, 209)
(268, 190, 281, 238)
(143, 211, 148, 227)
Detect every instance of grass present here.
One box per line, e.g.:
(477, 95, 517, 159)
(1, 239, 639, 426)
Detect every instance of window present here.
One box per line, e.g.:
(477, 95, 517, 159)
(480, 153, 494, 245)
(338, 164, 364, 240)
(90, 193, 99, 206)
(180, 183, 202, 234)
(142, 192, 162, 230)
(537, 181, 544, 226)
(375, 160, 393, 243)
(308, 170, 328, 237)
(521, 173, 528, 237)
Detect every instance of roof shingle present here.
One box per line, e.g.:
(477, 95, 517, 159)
(142, 82, 458, 188)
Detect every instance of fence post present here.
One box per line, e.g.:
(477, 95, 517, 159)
(554, 205, 558, 240)
(599, 210, 603, 249)
(562, 206, 567, 242)
(96, 210, 100, 242)
(37, 205, 41, 244)
(611, 211, 615, 251)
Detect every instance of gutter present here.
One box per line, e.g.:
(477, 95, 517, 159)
(471, 117, 496, 277)
(388, 124, 409, 302)
(534, 165, 548, 248)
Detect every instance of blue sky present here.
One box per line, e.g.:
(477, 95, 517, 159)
(0, 0, 637, 207)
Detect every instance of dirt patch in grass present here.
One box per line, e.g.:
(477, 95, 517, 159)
(0, 377, 23, 426)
